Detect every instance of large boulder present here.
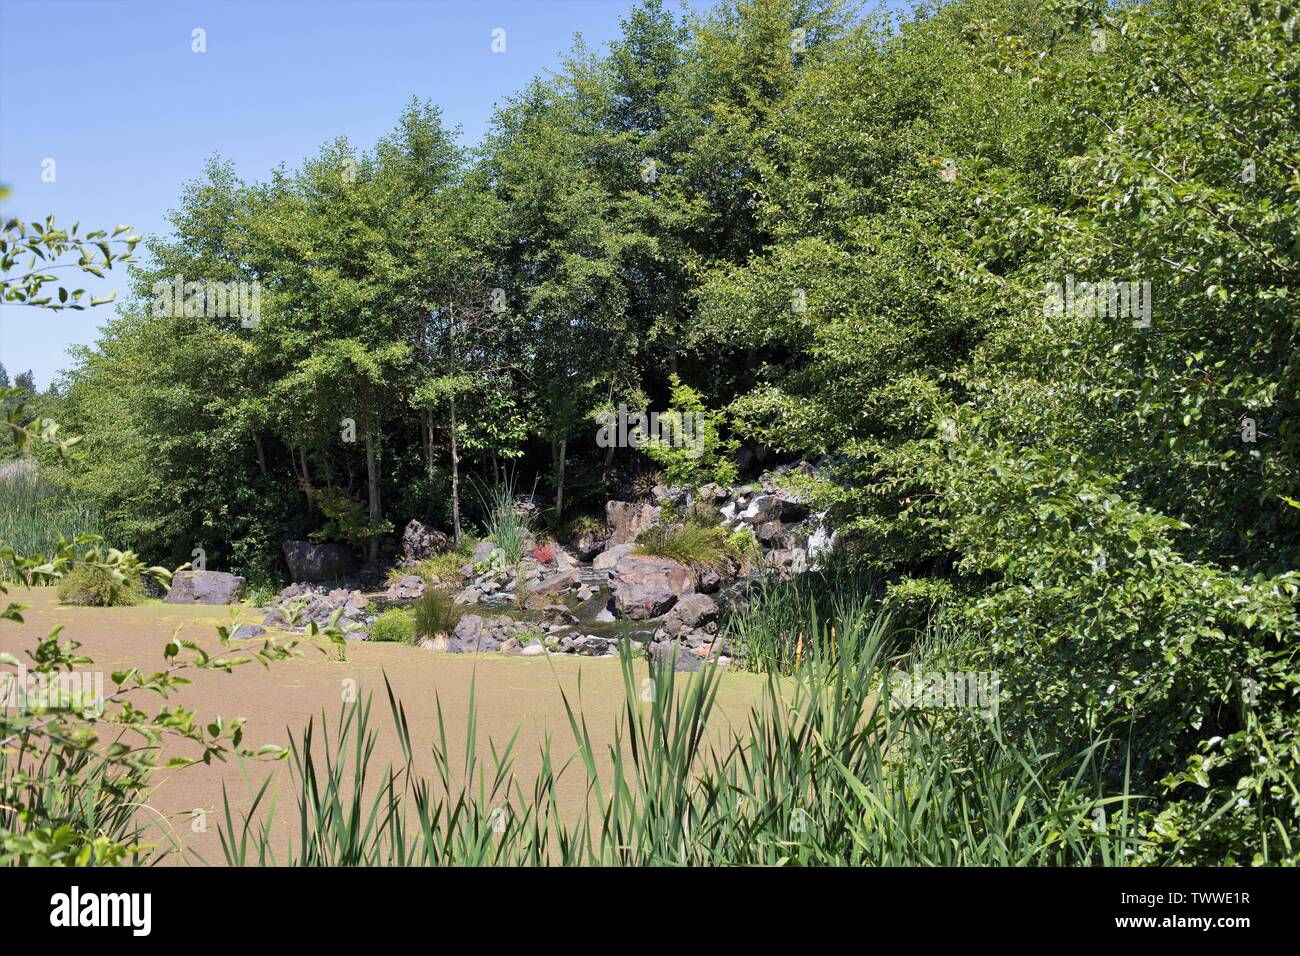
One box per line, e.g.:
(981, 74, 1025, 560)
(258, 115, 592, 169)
(401, 519, 451, 564)
(656, 593, 720, 640)
(609, 554, 695, 620)
(593, 542, 635, 572)
(165, 570, 246, 605)
(522, 568, 581, 610)
(282, 540, 355, 583)
(568, 530, 606, 561)
(606, 500, 660, 545)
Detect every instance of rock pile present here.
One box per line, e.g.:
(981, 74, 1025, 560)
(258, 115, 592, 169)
(261, 583, 371, 639)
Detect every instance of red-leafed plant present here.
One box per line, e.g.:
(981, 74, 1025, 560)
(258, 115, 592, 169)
(530, 543, 555, 563)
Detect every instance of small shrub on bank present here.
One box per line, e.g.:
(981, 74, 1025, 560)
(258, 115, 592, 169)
(390, 553, 466, 588)
(413, 589, 461, 638)
(369, 608, 416, 644)
(635, 522, 736, 570)
(563, 514, 604, 538)
(56, 565, 143, 607)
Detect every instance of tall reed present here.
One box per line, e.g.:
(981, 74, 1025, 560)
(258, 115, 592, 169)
(220, 608, 1161, 866)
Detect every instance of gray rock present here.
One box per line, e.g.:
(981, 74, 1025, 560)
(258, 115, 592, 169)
(454, 586, 482, 605)
(593, 542, 636, 572)
(231, 623, 266, 639)
(472, 540, 497, 563)
(522, 568, 581, 610)
(648, 642, 702, 672)
(609, 554, 695, 620)
(165, 570, 246, 605)
(569, 530, 606, 561)
(606, 500, 660, 546)
(401, 519, 451, 563)
(282, 540, 355, 583)
(764, 547, 809, 577)
(540, 604, 579, 627)
(572, 636, 611, 656)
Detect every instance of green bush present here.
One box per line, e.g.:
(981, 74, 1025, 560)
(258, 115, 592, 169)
(369, 608, 416, 644)
(55, 565, 143, 607)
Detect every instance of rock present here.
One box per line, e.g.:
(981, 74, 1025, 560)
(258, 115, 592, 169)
(454, 586, 482, 605)
(450, 614, 503, 653)
(648, 641, 702, 673)
(521, 639, 546, 657)
(777, 497, 811, 523)
(572, 636, 611, 656)
(697, 482, 727, 501)
(231, 623, 266, 639)
(540, 604, 579, 627)
(651, 484, 687, 507)
(593, 542, 635, 571)
(552, 546, 578, 572)
(576, 584, 594, 601)
(659, 593, 719, 636)
(472, 540, 496, 563)
(164, 570, 246, 605)
(569, 531, 606, 561)
(522, 568, 581, 610)
(401, 519, 451, 563)
(765, 547, 808, 577)
(696, 565, 722, 594)
(282, 540, 355, 583)
(595, 608, 616, 623)
(756, 520, 785, 545)
(386, 574, 426, 601)
(606, 500, 660, 546)
(609, 554, 695, 620)
(738, 494, 782, 526)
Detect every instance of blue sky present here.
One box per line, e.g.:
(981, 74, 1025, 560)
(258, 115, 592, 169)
(0, 0, 901, 389)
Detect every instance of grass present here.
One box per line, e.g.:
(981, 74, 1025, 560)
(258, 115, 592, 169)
(412, 589, 462, 639)
(634, 521, 738, 570)
(0, 460, 105, 581)
(724, 567, 883, 675)
(388, 552, 467, 589)
(218, 608, 1152, 866)
(477, 480, 534, 565)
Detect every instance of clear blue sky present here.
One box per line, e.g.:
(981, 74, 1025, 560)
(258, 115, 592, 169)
(0, 0, 902, 389)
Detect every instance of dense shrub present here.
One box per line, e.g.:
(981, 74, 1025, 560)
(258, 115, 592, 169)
(369, 608, 416, 644)
(56, 565, 143, 607)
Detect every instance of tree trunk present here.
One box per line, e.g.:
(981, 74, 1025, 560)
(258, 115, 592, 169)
(365, 426, 382, 563)
(554, 438, 567, 528)
(253, 433, 268, 477)
(422, 409, 434, 475)
(449, 391, 461, 544)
